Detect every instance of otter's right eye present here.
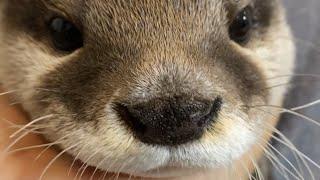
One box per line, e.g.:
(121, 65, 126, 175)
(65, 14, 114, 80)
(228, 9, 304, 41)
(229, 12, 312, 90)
(49, 17, 83, 52)
(229, 7, 254, 44)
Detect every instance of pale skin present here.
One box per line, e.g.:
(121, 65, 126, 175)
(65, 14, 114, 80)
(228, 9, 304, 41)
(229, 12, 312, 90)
(0, 88, 273, 180)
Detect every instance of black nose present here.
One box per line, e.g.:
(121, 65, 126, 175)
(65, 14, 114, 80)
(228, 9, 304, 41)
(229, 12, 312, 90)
(115, 97, 222, 146)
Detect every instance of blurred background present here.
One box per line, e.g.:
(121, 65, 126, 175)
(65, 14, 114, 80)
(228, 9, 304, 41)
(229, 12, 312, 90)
(270, 0, 320, 179)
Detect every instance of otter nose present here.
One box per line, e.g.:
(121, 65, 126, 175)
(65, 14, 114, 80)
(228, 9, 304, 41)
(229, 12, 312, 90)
(116, 97, 222, 146)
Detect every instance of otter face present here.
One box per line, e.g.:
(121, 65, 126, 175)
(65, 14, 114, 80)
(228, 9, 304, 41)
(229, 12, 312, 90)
(0, 0, 295, 177)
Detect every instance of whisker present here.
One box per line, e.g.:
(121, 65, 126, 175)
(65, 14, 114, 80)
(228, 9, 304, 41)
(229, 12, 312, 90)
(7, 141, 59, 155)
(253, 121, 306, 180)
(115, 156, 136, 180)
(68, 144, 87, 176)
(99, 143, 136, 180)
(263, 82, 294, 90)
(3, 126, 43, 154)
(257, 142, 301, 180)
(234, 109, 310, 179)
(258, 132, 305, 180)
(89, 154, 112, 180)
(230, 161, 241, 180)
(266, 74, 320, 80)
(262, 81, 320, 91)
(269, 140, 305, 179)
(0, 90, 17, 96)
(1, 125, 46, 136)
(39, 143, 80, 180)
(34, 87, 61, 94)
(238, 158, 256, 180)
(75, 148, 102, 180)
(0, 117, 17, 126)
(254, 108, 316, 179)
(99, 156, 121, 180)
(248, 105, 320, 128)
(266, 146, 289, 178)
(9, 114, 54, 138)
(271, 131, 320, 170)
(236, 118, 297, 179)
(266, 139, 307, 180)
(8, 99, 51, 107)
(248, 154, 264, 180)
(260, 145, 294, 180)
(269, 127, 315, 180)
(291, 98, 320, 111)
(33, 131, 80, 164)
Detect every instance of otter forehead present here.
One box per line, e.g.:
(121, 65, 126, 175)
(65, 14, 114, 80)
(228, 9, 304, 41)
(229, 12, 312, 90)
(43, 0, 266, 18)
(35, 0, 275, 51)
(3, 0, 275, 52)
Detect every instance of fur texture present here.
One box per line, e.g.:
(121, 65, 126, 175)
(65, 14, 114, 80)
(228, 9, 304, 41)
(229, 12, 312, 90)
(0, 0, 295, 178)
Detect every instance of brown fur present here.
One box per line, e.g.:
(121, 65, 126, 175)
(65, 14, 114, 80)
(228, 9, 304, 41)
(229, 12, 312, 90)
(0, 0, 295, 179)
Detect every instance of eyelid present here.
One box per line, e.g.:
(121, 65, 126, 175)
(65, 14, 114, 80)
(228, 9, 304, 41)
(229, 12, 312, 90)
(226, 0, 251, 15)
(228, 4, 254, 24)
(47, 15, 83, 34)
(41, 0, 81, 29)
(236, 3, 253, 16)
(41, 0, 69, 16)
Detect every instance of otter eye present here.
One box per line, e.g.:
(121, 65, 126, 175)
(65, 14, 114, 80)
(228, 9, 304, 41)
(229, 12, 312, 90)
(49, 17, 83, 52)
(229, 7, 254, 44)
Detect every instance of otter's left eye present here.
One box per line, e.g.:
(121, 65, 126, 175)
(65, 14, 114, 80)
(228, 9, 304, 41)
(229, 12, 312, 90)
(49, 17, 83, 52)
(229, 7, 254, 44)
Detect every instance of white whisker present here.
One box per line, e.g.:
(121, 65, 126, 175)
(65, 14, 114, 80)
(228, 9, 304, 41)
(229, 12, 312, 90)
(291, 99, 320, 111)
(254, 107, 316, 179)
(68, 144, 87, 176)
(33, 131, 80, 163)
(8, 141, 59, 154)
(249, 105, 320, 129)
(266, 74, 320, 80)
(75, 148, 102, 180)
(267, 141, 305, 180)
(39, 143, 80, 180)
(3, 126, 42, 154)
(0, 90, 17, 96)
(89, 155, 111, 180)
(254, 121, 305, 180)
(9, 114, 54, 138)
(249, 154, 264, 180)
(257, 143, 301, 180)
(239, 158, 256, 180)
(263, 145, 290, 180)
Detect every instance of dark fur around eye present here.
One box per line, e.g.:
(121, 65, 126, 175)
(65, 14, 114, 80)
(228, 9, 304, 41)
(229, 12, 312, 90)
(229, 6, 254, 44)
(49, 17, 83, 52)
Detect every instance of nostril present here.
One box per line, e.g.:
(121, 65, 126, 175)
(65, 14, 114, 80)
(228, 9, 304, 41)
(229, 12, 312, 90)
(114, 104, 147, 135)
(114, 96, 223, 146)
(208, 96, 223, 118)
(193, 96, 223, 128)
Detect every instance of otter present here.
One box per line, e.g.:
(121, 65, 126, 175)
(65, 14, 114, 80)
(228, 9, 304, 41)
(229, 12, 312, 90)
(0, 0, 296, 179)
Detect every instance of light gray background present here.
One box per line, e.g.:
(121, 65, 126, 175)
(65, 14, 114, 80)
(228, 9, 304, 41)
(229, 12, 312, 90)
(270, 0, 320, 179)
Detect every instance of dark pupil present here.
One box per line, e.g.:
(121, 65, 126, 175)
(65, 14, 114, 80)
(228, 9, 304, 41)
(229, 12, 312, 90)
(50, 18, 83, 52)
(229, 8, 253, 43)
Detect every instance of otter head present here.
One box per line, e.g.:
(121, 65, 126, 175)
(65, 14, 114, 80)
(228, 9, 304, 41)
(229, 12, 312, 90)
(0, 0, 295, 178)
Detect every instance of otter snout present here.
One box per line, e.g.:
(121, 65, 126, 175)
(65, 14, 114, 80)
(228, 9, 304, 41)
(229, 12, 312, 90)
(116, 96, 223, 146)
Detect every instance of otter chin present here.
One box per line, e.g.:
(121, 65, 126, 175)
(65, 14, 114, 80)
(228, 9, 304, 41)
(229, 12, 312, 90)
(0, 0, 295, 179)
